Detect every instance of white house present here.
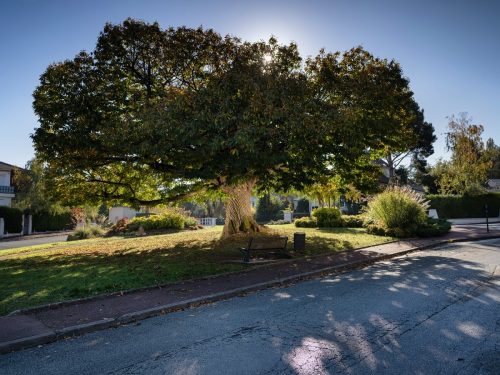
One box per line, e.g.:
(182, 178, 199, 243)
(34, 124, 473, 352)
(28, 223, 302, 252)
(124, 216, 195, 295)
(109, 206, 139, 224)
(0, 162, 16, 207)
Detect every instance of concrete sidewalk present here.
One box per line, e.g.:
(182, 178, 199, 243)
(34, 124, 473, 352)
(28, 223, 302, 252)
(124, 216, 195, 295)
(1, 225, 498, 354)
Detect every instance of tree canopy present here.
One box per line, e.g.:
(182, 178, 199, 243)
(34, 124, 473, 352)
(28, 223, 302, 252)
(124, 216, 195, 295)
(11, 157, 66, 214)
(432, 113, 492, 195)
(378, 102, 436, 182)
(33, 19, 428, 236)
(485, 138, 500, 179)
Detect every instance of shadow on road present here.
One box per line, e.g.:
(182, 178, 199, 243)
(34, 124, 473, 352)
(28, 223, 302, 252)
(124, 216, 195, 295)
(167, 247, 499, 374)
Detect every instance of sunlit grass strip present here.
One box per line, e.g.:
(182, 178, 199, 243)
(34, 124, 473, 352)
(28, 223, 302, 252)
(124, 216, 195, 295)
(0, 225, 392, 315)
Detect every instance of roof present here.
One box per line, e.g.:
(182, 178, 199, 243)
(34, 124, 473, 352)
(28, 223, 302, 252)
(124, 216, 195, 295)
(486, 179, 500, 188)
(0, 161, 22, 172)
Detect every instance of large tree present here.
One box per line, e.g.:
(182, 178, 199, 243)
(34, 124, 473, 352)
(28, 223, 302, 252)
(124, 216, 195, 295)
(433, 113, 492, 195)
(378, 102, 436, 183)
(33, 19, 423, 238)
(484, 138, 500, 179)
(11, 157, 66, 213)
(305, 48, 434, 185)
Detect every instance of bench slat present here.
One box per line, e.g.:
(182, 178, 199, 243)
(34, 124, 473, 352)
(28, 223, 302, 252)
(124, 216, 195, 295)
(240, 236, 288, 262)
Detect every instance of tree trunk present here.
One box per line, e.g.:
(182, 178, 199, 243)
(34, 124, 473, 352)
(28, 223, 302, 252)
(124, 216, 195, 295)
(222, 180, 262, 239)
(385, 154, 396, 184)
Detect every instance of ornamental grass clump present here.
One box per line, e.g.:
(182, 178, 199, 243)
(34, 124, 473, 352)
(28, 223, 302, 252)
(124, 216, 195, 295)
(67, 224, 105, 241)
(366, 186, 429, 237)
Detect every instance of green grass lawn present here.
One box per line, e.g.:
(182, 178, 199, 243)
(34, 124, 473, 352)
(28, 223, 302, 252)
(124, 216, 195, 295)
(0, 224, 393, 315)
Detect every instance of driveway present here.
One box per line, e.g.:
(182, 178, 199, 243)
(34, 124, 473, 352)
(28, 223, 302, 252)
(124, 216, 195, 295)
(0, 234, 69, 251)
(1, 239, 499, 374)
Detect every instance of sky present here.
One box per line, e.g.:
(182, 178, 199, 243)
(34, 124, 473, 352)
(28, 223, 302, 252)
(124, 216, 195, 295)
(1, 0, 499, 167)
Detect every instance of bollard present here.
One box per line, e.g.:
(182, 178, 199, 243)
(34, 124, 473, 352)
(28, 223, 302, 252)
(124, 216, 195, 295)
(294, 232, 306, 251)
(0, 218, 4, 238)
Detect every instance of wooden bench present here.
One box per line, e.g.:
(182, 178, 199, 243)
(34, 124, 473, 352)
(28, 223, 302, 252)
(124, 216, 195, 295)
(240, 236, 290, 263)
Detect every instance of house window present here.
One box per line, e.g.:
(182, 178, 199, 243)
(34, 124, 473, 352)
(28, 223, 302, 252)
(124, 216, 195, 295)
(0, 172, 10, 186)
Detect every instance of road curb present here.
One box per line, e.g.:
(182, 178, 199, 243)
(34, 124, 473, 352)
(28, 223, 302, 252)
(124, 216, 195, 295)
(0, 332, 57, 354)
(0, 231, 72, 243)
(1, 233, 499, 355)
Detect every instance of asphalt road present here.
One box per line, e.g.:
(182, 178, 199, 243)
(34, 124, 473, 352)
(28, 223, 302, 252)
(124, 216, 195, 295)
(0, 234, 68, 251)
(1, 239, 499, 374)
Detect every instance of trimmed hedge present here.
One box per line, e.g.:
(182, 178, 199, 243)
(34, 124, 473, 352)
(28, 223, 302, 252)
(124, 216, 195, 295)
(32, 211, 73, 232)
(367, 218, 451, 238)
(312, 207, 342, 227)
(294, 217, 318, 228)
(341, 214, 365, 228)
(415, 218, 451, 237)
(427, 193, 500, 218)
(111, 211, 199, 233)
(0, 206, 22, 234)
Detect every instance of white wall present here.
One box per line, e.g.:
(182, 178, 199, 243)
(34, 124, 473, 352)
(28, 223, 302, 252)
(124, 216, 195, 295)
(0, 197, 11, 207)
(109, 206, 138, 224)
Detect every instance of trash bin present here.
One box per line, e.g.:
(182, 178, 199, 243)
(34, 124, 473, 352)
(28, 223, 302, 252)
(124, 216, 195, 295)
(294, 232, 306, 251)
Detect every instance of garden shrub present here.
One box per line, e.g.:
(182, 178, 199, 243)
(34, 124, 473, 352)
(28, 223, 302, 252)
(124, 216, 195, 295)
(340, 214, 365, 228)
(367, 217, 451, 238)
(365, 223, 390, 236)
(127, 212, 185, 231)
(108, 218, 129, 234)
(110, 210, 198, 233)
(67, 225, 105, 241)
(292, 212, 311, 219)
(184, 216, 199, 228)
(427, 193, 500, 218)
(415, 218, 451, 237)
(366, 224, 413, 238)
(312, 207, 342, 227)
(294, 216, 318, 228)
(366, 186, 429, 237)
(0, 206, 22, 233)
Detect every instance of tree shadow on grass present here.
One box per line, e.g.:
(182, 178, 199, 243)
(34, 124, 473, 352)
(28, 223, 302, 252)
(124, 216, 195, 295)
(294, 236, 353, 256)
(315, 227, 367, 234)
(0, 239, 247, 315)
(0, 231, 374, 315)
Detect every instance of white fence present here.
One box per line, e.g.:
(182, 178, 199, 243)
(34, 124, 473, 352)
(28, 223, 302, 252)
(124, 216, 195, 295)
(198, 217, 217, 227)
